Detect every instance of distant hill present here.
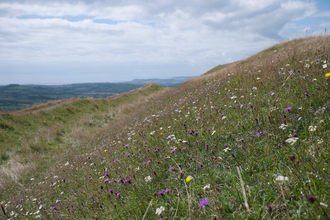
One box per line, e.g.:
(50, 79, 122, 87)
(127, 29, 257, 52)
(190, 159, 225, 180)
(120, 76, 194, 87)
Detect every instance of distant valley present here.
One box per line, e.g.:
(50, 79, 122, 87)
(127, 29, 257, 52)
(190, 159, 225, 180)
(0, 76, 193, 111)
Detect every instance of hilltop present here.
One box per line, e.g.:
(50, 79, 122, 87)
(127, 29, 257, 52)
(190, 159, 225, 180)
(1, 36, 330, 219)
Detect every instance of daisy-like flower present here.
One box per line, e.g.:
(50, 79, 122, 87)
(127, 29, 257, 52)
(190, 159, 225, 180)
(186, 176, 193, 182)
(222, 116, 227, 120)
(279, 124, 288, 130)
(308, 126, 317, 132)
(285, 137, 298, 145)
(323, 64, 328, 68)
(145, 176, 152, 182)
(223, 147, 231, 152)
(252, 87, 257, 90)
(275, 176, 289, 182)
(155, 206, 165, 215)
(326, 73, 330, 77)
(203, 184, 211, 190)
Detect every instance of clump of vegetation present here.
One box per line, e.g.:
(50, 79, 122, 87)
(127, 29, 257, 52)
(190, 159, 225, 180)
(1, 36, 330, 219)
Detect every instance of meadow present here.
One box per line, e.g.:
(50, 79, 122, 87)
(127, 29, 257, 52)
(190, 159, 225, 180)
(0, 36, 329, 219)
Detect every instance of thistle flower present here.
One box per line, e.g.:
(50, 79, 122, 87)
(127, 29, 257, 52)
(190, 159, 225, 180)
(158, 190, 165, 196)
(165, 188, 170, 193)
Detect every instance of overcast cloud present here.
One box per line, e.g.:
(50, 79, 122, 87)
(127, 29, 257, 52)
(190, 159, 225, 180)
(0, 0, 329, 85)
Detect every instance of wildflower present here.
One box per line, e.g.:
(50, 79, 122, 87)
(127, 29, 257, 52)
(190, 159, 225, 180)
(147, 160, 151, 164)
(53, 205, 57, 210)
(298, 117, 302, 120)
(56, 200, 61, 203)
(275, 176, 289, 182)
(284, 106, 292, 112)
(116, 193, 121, 198)
(169, 167, 175, 171)
(305, 63, 310, 68)
(186, 176, 193, 182)
(199, 197, 209, 208)
(279, 124, 288, 130)
(288, 155, 295, 161)
(145, 176, 152, 182)
(308, 126, 317, 132)
(289, 69, 293, 74)
(266, 205, 273, 213)
(285, 137, 298, 145)
(105, 178, 109, 183)
(155, 206, 165, 215)
(252, 87, 257, 90)
(326, 73, 330, 77)
(203, 184, 211, 190)
(230, 95, 237, 99)
(315, 59, 320, 62)
(320, 202, 328, 207)
(222, 116, 227, 120)
(240, 104, 243, 109)
(323, 64, 327, 68)
(124, 178, 131, 184)
(158, 190, 165, 196)
(223, 147, 231, 152)
(307, 194, 317, 203)
(165, 188, 170, 193)
(89, 194, 93, 198)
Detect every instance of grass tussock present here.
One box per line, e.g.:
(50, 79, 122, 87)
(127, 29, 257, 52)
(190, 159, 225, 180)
(1, 36, 330, 219)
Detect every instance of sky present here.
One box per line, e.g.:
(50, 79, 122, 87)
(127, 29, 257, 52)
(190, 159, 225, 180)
(0, 0, 329, 85)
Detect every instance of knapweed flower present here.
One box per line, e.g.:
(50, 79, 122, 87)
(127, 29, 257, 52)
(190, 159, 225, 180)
(284, 106, 292, 112)
(158, 190, 165, 196)
(89, 194, 93, 198)
(145, 176, 152, 182)
(275, 176, 289, 182)
(104, 178, 109, 183)
(116, 193, 121, 198)
(52, 205, 57, 210)
(266, 205, 273, 213)
(124, 178, 131, 184)
(155, 206, 165, 215)
(169, 166, 175, 171)
(165, 188, 170, 193)
(186, 176, 193, 182)
(170, 149, 175, 153)
(199, 197, 209, 208)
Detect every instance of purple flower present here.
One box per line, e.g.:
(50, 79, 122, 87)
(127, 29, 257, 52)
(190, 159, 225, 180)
(39, 197, 42, 200)
(315, 59, 320, 62)
(289, 69, 293, 74)
(116, 193, 121, 198)
(70, 204, 74, 207)
(199, 197, 209, 208)
(89, 194, 93, 198)
(165, 188, 170, 193)
(109, 189, 113, 193)
(88, 175, 91, 178)
(196, 117, 200, 120)
(182, 147, 186, 151)
(53, 205, 57, 210)
(158, 190, 165, 196)
(284, 106, 292, 112)
(240, 104, 243, 109)
(170, 149, 175, 153)
(142, 162, 146, 165)
(124, 178, 131, 184)
(19, 199, 23, 202)
(146, 148, 150, 152)
(58, 214, 61, 217)
(298, 117, 302, 120)
(266, 205, 273, 213)
(145, 141, 148, 144)
(201, 124, 204, 127)
(170, 167, 175, 171)
(125, 144, 129, 148)
(105, 178, 109, 183)
(147, 160, 151, 164)
(118, 178, 123, 183)
(127, 154, 130, 157)
(257, 132, 262, 137)
(205, 144, 209, 147)
(114, 159, 118, 162)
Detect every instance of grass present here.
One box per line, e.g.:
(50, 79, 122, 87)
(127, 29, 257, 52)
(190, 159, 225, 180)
(1, 36, 330, 219)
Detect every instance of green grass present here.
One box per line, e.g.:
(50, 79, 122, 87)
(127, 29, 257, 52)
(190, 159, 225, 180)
(1, 36, 330, 219)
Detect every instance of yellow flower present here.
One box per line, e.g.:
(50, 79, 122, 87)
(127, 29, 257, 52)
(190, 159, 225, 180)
(326, 73, 330, 77)
(210, 102, 212, 104)
(235, 88, 237, 90)
(225, 88, 227, 90)
(186, 176, 193, 182)
(104, 150, 107, 152)
(311, 61, 314, 64)
(160, 133, 163, 135)
(229, 82, 231, 84)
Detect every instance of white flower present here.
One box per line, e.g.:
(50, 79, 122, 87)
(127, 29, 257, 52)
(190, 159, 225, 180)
(150, 131, 155, 136)
(145, 176, 152, 182)
(308, 126, 317, 132)
(135, 167, 140, 171)
(252, 87, 257, 90)
(65, 162, 69, 166)
(323, 64, 327, 68)
(275, 176, 289, 182)
(230, 95, 237, 99)
(222, 116, 227, 120)
(203, 184, 211, 190)
(320, 202, 328, 207)
(39, 205, 43, 209)
(30, 178, 34, 181)
(160, 127, 163, 130)
(286, 137, 298, 145)
(305, 64, 310, 68)
(278, 124, 288, 130)
(211, 131, 216, 136)
(155, 206, 165, 215)
(317, 138, 323, 145)
(223, 147, 231, 152)
(286, 64, 290, 66)
(256, 77, 261, 80)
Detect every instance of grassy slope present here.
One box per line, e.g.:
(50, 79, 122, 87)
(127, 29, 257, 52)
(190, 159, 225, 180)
(1, 36, 330, 219)
(0, 83, 164, 185)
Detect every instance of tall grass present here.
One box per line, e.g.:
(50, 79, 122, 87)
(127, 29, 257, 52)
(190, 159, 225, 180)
(1, 36, 330, 219)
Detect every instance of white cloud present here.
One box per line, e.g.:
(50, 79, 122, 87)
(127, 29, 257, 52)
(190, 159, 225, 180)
(0, 0, 325, 84)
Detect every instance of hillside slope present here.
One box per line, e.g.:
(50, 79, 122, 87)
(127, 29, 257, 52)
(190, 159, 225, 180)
(1, 36, 330, 219)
